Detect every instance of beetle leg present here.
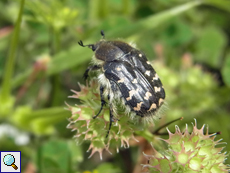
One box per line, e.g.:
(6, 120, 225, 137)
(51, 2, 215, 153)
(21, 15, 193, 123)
(106, 94, 114, 138)
(93, 85, 106, 119)
(83, 65, 101, 80)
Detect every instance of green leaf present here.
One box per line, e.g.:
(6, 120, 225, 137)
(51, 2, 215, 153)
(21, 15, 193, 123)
(106, 1, 202, 38)
(12, 106, 70, 134)
(96, 163, 121, 173)
(38, 139, 71, 173)
(68, 140, 83, 163)
(161, 18, 193, 47)
(204, 0, 230, 13)
(0, 0, 25, 103)
(195, 26, 227, 68)
(0, 96, 15, 117)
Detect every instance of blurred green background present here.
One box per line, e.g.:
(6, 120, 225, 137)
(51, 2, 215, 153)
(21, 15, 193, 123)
(1, 0, 230, 173)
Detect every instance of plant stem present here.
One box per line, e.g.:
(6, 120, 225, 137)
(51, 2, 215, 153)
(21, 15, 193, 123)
(153, 117, 183, 135)
(54, 29, 61, 54)
(0, 0, 25, 101)
(51, 28, 61, 106)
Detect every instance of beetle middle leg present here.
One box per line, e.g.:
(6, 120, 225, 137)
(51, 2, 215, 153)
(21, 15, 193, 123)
(106, 94, 115, 138)
(93, 85, 107, 119)
(93, 86, 114, 138)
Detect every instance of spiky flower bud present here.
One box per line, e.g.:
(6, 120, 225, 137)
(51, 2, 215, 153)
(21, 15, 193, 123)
(143, 120, 229, 173)
(66, 80, 143, 159)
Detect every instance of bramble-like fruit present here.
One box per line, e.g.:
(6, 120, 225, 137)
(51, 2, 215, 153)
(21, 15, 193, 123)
(143, 120, 229, 173)
(66, 80, 143, 159)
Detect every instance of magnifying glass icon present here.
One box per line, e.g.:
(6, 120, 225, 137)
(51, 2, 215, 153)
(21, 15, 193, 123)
(3, 154, 18, 170)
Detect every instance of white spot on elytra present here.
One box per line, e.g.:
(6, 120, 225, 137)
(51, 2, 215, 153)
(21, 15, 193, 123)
(134, 102, 143, 111)
(139, 54, 142, 57)
(154, 86, 161, 92)
(146, 61, 151, 65)
(152, 74, 159, 81)
(158, 98, 164, 106)
(144, 92, 152, 100)
(116, 67, 121, 71)
(148, 103, 157, 111)
(145, 70, 150, 76)
(126, 89, 138, 101)
(118, 78, 125, 83)
(132, 79, 138, 84)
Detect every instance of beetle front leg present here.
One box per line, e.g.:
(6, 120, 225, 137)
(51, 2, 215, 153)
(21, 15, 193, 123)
(93, 85, 106, 119)
(83, 65, 101, 80)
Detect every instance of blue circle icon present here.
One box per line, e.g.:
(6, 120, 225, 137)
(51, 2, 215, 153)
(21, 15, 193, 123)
(3, 154, 15, 165)
(3, 154, 18, 170)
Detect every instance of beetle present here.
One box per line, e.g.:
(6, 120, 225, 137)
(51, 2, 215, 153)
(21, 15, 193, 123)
(78, 31, 165, 137)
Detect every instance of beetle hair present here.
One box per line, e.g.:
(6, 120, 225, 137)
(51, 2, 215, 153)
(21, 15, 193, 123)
(142, 102, 168, 124)
(128, 41, 136, 48)
(91, 55, 104, 66)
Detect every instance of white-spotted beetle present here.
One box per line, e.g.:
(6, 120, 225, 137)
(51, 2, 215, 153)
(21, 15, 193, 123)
(78, 31, 165, 137)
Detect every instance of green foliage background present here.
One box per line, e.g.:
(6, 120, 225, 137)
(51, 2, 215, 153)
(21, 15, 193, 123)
(0, 0, 230, 172)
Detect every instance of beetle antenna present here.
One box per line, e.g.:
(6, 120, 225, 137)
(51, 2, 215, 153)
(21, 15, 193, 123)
(78, 40, 95, 51)
(78, 40, 87, 47)
(101, 30, 105, 39)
